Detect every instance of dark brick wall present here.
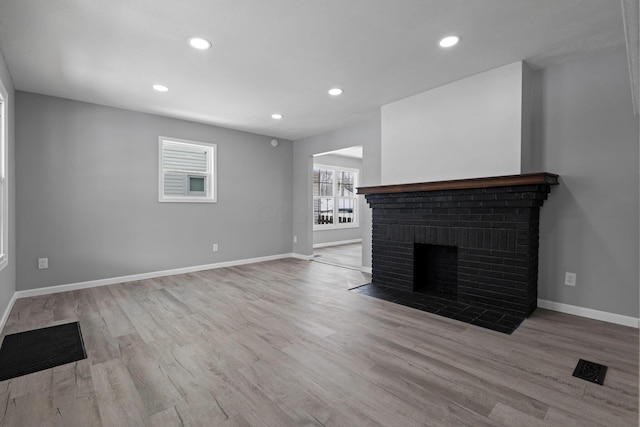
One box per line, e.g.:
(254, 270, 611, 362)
(365, 184, 552, 318)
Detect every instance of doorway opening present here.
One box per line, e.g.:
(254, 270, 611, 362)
(311, 146, 363, 270)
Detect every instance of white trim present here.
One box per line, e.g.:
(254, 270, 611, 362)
(0, 76, 8, 273)
(361, 266, 372, 274)
(313, 238, 362, 249)
(291, 253, 314, 261)
(14, 253, 294, 299)
(621, 0, 639, 115)
(537, 299, 640, 328)
(0, 292, 17, 333)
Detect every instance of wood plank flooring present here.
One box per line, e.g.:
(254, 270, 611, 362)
(0, 258, 637, 426)
(313, 243, 362, 271)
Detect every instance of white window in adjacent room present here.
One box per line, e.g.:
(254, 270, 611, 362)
(313, 164, 358, 229)
(0, 78, 8, 272)
(158, 137, 217, 203)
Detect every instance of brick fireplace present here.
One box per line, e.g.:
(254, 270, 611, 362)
(358, 173, 558, 320)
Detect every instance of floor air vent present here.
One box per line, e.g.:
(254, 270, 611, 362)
(572, 359, 608, 385)
(0, 322, 87, 381)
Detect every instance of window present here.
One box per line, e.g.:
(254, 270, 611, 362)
(159, 137, 216, 203)
(0, 78, 8, 271)
(313, 164, 358, 229)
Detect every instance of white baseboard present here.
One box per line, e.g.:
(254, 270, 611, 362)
(538, 299, 639, 328)
(0, 292, 17, 333)
(14, 253, 295, 299)
(361, 266, 372, 274)
(291, 253, 314, 261)
(313, 239, 362, 249)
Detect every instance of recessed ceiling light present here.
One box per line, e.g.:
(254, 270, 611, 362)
(271, 113, 283, 119)
(189, 37, 212, 50)
(439, 36, 460, 48)
(328, 88, 343, 96)
(153, 84, 169, 92)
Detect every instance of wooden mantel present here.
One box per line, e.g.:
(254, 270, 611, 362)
(357, 172, 559, 195)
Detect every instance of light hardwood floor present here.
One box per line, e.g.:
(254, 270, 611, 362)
(0, 258, 637, 426)
(313, 243, 362, 271)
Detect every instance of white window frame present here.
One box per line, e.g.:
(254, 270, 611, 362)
(158, 136, 217, 203)
(0, 77, 8, 272)
(313, 164, 359, 230)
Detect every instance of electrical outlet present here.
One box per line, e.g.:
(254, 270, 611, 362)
(565, 272, 576, 286)
(293, 236, 297, 243)
(212, 243, 219, 252)
(38, 258, 48, 270)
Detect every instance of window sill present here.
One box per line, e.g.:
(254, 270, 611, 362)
(313, 223, 359, 231)
(159, 198, 217, 203)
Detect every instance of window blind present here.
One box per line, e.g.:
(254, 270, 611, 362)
(162, 145, 208, 173)
(162, 143, 208, 196)
(158, 137, 216, 203)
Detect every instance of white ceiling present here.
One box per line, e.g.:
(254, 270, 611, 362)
(0, 0, 627, 140)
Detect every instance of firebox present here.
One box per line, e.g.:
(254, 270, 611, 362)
(414, 244, 458, 299)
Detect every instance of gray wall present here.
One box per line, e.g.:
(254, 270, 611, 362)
(293, 114, 381, 269)
(312, 153, 362, 246)
(520, 61, 534, 173)
(0, 51, 15, 317)
(532, 48, 639, 317)
(16, 92, 293, 290)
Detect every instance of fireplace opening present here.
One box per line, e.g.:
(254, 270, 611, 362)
(413, 244, 458, 300)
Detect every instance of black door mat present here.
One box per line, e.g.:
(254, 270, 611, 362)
(0, 322, 87, 382)
(350, 283, 524, 334)
(572, 359, 607, 385)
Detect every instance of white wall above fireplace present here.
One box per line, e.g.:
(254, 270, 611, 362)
(381, 61, 531, 185)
